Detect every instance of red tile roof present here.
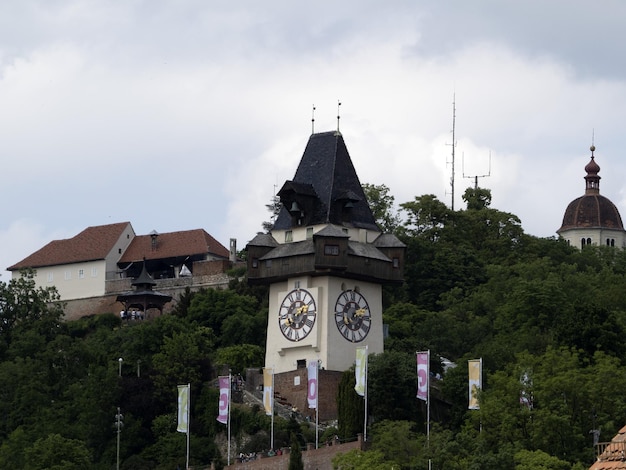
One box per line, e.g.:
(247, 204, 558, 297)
(8, 222, 132, 270)
(590, 425, 626, 469)
(118, 229, 229, 263)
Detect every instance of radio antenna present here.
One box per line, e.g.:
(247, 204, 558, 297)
(446, 95, 457, 210)
(336, 100, 342, 133)
(463, 151, 492, 189)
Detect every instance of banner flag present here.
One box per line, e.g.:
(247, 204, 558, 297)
(263, 368, 274, 416)
(217, 376, 230, 424)
(468, 359, 482, 410)
(177, 384, 190, 433)
(416, 351, 429, 402)
(354, 346, 367, 397)
(307, 361, 318, 409)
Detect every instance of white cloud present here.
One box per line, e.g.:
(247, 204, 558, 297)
(1, 0, 626, 267)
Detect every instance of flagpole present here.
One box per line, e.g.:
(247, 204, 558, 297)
(480, 358, 483, 433)
(426, 349, 432, 470)
(271, 367, 275, 452)
(427, 350, 430, 441)
(364, 345, 368, 442)
(186, 383, 190, 470)
(227, 373, 231, 466)
(316, 360, 319, 449)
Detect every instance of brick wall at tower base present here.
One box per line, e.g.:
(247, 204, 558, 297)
(245, 368, 344, 422)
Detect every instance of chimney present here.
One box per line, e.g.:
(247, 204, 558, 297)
(150, 230, 159, 251)
(229, 238, 237, 262)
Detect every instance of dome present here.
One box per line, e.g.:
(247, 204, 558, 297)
(558, 194, 624, 232)
(558, 147, 624, 234)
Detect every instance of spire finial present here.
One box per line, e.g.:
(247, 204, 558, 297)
(591, 129, 595, 155)
(311, 104, 316, 134)
(337, 100, 341, 133)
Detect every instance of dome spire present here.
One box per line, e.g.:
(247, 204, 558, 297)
(584, 145, 601, 195)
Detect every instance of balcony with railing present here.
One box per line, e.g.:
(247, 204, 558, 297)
(595, 440, 626, 463)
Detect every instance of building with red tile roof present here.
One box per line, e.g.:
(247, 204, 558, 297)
(118, 228, 230, 280)
(591, 425, 626, 469)
(7, 222, 234, 314)
(8, 222, 135, 301)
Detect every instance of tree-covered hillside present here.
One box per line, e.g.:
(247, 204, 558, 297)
(2, 185, 625, 469)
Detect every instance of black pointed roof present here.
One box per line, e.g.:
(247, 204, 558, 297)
(273, 131, 379, 231)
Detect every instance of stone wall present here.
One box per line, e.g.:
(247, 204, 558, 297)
(64, 266, 242, 321)
(216, 434, 363, 470)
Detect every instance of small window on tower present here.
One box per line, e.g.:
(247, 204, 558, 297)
(285, 230, 293, 242)
(324, 244, 339, 256)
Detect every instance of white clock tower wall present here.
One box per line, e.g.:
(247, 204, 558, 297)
(265, 275, 383, 374)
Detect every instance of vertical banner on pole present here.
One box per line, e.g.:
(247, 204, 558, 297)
(416, 351, 429, 402)
(468, 358, 482, 410)
(217, 376, 230, 424)
(354, 347, 367, 396)
(177, 384, 189, 433)
(263, 368, 274, 416)
(307, 361, 318, 409)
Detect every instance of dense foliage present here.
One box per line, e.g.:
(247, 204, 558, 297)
(2, 185, 626, 469)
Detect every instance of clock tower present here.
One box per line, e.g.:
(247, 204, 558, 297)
(247, 131, 405, 374)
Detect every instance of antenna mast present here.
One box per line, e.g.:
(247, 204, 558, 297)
(446, 95, 457, 210)
(463, 151, 492, 189)
(337, 100, 342, 133)
(311, 104, 316, 134)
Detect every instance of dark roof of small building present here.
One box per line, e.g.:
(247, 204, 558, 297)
(273, 131, 379, 231)
(8, 222, 132, 270)
(247, 232, 280, 248)
(558, 149, 625, 233)
(373, 233, 407, 248)
(259, 240, 316, 260)
(119, 229, 229, 263)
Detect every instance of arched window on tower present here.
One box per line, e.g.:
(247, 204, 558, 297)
(587, 237, 592, 245)
(581, 238, 586, 249)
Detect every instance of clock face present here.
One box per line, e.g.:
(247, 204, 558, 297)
(334, 290, 371, 342)
(278, 289, 317, 342)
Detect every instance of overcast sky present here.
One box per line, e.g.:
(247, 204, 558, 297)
(2, 0, 626, 279)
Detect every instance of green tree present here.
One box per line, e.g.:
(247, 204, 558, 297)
(23, 433, 91, 470)
(337, 369, 364, 441)
(332, 449, 388, 469)
(263, 193, 282, 232)
(288, 433, 304, 470)
(151, 327, 215, 402)
(462, 186, 492, 210)
(0, 269, 64, 359)
(367, 352, 420, 426)
(370, 420, 421, 468)
(362, 183, 402, 232)
(514, 449, 571, 470)
(214, 344, 264, 374)
(400, 194, 450, 240)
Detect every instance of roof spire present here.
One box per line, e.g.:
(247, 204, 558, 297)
(336, 100, 342, 134)
(584, 145, 601, 195)
(590, 129, 596, 157)
(311, 104, 316, 134)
